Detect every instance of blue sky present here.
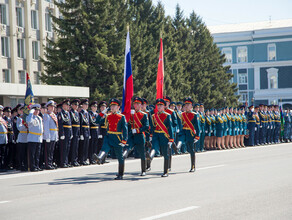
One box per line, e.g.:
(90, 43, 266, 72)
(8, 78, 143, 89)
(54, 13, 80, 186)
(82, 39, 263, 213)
(152, 0, 292, 26)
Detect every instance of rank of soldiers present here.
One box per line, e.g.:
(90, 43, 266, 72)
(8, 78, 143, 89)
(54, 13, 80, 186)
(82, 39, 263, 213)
(0, 97, 291, 179)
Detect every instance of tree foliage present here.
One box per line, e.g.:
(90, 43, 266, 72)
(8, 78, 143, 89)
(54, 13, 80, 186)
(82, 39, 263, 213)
(41, 0, 239, 108)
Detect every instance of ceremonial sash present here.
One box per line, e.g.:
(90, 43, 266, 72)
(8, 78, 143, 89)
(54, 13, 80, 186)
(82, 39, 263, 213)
(50, 112, 58, 128)
(154, 113, 169, 138)
(182, 112, 196, 136)
(134, 113, 143, 129)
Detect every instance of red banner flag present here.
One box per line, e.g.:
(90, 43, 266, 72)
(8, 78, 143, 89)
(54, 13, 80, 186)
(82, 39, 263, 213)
(156, 38, 164, 100)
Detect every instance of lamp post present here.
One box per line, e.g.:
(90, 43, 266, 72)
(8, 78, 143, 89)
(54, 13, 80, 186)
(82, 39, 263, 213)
(224, 97, 226, 106)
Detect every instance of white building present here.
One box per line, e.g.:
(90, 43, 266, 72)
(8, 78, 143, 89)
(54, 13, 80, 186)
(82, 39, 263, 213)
(209, 19, 292, 109)
(0, 0, 89, 107)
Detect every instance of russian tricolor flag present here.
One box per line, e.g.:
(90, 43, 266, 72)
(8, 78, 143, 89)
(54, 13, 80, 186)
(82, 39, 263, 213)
(122, 30, 133, 121)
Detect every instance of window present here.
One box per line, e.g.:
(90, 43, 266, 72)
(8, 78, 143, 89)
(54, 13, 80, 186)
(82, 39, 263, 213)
(17, 39, 25, 58)
(239, 92, 248, 103)
(238, 69, 247, 84)
(31, 10, 38, 29)
(34, 71, 41, 84)
(0, 4, 7, 24)
(16, 7, 23, 27)
(45, 13, 52, 32)
(19, 71, 25, 84)
(237, 46, 247, 63)
(266, 68, 278, 89)
(32, 41, 39, 60)
(2, 69, 11, 83)
(222, 47, 232, 63)
(268, 44, 276, 61)
(1, 37, 9, 57)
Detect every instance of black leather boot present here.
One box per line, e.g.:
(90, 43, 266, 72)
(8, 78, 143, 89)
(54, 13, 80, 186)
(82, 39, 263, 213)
(93, 151, 106, 165)
(168, 147, 172, 171)
(115, 163, 124, 180)
(146, 149, 155, 171)
(141, 160, 146, 176)
(189, 153, 196, 172)
(161, 159, 169, 177)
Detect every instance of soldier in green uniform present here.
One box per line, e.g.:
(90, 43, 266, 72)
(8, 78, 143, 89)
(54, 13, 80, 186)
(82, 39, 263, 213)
(149, 99, 174, 177)
(198, 104, 206, 152)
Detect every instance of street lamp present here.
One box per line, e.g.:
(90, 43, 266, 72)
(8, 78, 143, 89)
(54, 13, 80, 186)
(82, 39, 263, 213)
(224, 97, 226, 106)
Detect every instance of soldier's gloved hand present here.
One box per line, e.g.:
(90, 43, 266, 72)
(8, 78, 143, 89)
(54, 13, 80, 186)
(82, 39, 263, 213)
(89, 136, 91, 139)
(149, 136, 152, 142)
(46, 139, 50, 143)
(29, 109, 35, 114)
(131, 109, 135, 115)
(255, 127, 257, 131)
(176, 129, 180, 133)
(60, 136, 65, 140)
(80, 135, 84, 140)
(98, 135, 103, 139)
(168, 142, 173, 149)
(193, 136, 200, 144)
(260, 126, 262, 128)
(267, 126, 270, 129)
(227, 128, 229, 131)
(132, 129, 137, 134)
(205, 130, 208, 134)
(71, 135, 73, 139)
(102, 109, 107, 114)
(119, 143, 126, 147)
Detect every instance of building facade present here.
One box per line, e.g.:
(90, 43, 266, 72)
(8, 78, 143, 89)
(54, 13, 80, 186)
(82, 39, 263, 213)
(209, 19, 292, 109)
(0, 0, 89, 106)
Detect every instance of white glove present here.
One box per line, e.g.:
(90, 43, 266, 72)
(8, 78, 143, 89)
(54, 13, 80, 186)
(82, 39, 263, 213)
(194, 138, 199, 144)
(255, 127, 257, 131)
(227, 128, 229, 131)
(71, 135, 73, 139)
(60, 136, 65, 140)
(80, 135, 84, 140)
(260, 126, 262, 128)
(131, 109, 135, 115)
(149, 137, 152, 142)
(177, 129, 180, 133)
(132, 129, 137, 134)
(168, 142, 173, 148)
(267, 126, 270, 129)
(119, 143, 126, 147)
(98, 135, 103, 139)
(102, 109, 107, 114)
(89, 136, 91, 139)
(46, 139, 50, 143)
(29, 109, 35, 114)
(205, 130, 208, 134)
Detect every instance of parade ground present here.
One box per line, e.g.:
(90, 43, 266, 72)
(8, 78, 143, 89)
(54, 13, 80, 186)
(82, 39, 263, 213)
(0, 143, 291, 220)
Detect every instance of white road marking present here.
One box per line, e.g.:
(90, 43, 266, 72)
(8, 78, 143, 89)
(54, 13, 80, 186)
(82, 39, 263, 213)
(140, 206, 199, 220)
(197, 164, 226, 170)
(0, 201, 11, 204)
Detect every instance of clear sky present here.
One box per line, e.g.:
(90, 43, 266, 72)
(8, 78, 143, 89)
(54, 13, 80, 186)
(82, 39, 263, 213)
(152, 0, 292, 26)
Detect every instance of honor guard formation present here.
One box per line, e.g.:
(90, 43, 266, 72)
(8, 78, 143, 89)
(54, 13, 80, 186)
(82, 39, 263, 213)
(0, 97, 291, 179)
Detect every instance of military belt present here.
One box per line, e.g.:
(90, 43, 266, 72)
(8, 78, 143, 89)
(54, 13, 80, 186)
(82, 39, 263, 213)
(0, 132, 8, 134)
(90, 126, 99, 129)
(29, 131, 42, 136)
(82, 125, 90, 128)
(154, 130, 165, 133)
(63, 125, 72, 128)
(248, 120, 256, 123)
(19, 131, 28, 134)
(49, 128, 58, 131)
(108, 131, 122, 134)
(72, 124, 80, 127)
(8, 131, 13, 134)
(101, 126, 106, 129)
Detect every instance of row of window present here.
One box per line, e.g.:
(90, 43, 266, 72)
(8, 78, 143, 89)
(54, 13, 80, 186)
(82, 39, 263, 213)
(0, 4, 52, 32)
(1, 37, 40, 60)
(2, 69, 41, 84)
(222, 44, 276, 63)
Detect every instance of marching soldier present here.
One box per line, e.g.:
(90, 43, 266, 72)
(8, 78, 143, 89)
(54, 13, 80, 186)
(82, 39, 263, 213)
(149, 99, 174, 177)
(93, 98, 128, 180)
(175, 102, 184, 154)
(70, 99, 81, 166)
(179, 98, 200, 172)
(58, 99, 72, 168)
(79, 99, 90, 165)
(128, 97, 149, 176)
(0, 105, 8, 171)
(27, 104, 43, 172)
(163, 96, 178, 171)
(88, 101, 100, 164)
(16, 104, 28, 171)
(193, 104, 201, 152)
(43, 101, 58, 170)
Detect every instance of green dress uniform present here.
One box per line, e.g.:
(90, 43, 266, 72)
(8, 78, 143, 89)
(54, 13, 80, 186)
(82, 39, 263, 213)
(215, 113, 224, 137)
(199, 108, 206, 152)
